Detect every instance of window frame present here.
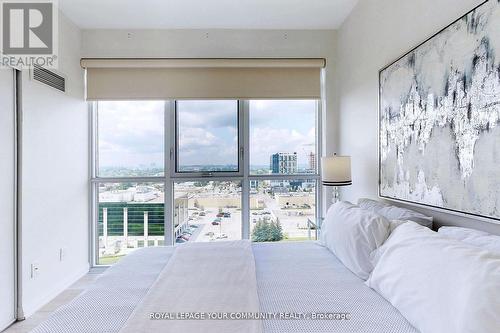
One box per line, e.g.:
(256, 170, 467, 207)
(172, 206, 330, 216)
(171, 100, 244, 178)
(94, 100, 167, 178)
(90, 99, 322, 267)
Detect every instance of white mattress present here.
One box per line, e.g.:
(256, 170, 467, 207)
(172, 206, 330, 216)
(30, 242, 418, 333)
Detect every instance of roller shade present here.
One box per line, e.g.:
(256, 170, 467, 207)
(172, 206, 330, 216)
(81, 58, 325, 100)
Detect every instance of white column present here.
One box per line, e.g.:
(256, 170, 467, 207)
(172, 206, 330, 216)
(103, 208, 108, 248)
(123, 207, 128, 247)
(144, 211, 149, 246)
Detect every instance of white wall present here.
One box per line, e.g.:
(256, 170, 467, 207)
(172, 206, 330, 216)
(336, 0, 500, 234)
(0, 69, 15, 330)
(20, 13, 88, 316)
(81, 29, 340, 211)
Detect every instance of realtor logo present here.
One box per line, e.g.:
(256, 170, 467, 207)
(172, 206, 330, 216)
(1, 0, 58, 68)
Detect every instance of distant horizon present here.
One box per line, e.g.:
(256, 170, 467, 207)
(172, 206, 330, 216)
(98, 163, 316, 177)
(99, 163, 314, 170)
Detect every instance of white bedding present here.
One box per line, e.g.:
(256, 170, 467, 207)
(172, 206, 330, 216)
(120, 240, 261, 333)
(30, 247, 174, 333)
(254, 242, 417, 333)
(29, 242, 417, 333)
(368, 222, 500, 333)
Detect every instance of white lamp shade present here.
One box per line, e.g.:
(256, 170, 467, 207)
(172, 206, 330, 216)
(321, 156, 352, 186)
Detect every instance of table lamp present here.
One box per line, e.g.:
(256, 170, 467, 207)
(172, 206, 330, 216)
(321, 154, 352, 203)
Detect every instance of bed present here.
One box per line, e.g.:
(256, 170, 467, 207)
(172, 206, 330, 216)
(30, 241, 417, 333)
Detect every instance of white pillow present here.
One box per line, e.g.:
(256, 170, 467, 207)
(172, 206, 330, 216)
(357, 198, 390, 212)
(321, 201, 390, 280)
(357, 198, 433, 228)
(438, 226, 500, 255)
(377, 205, 433, 228)
(388, 219, 406, 232)
(367, 222, 500, 333)
(369, 219, 407, 267)
(319, 203, 338, 246)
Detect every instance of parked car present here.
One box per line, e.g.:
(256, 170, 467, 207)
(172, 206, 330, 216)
(212, 221, 220, 225)
(223, 212, 231, 218)
(216, 212, 224, 217)
(180, 234, 190, 241)
(176, 237, 186, 243)
(199, 212, 206, 216)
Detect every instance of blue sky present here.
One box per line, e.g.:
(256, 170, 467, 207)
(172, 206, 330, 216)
(98, 100, 316, 169)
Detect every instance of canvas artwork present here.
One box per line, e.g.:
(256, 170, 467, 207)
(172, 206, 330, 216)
(379, 0, 500, 221)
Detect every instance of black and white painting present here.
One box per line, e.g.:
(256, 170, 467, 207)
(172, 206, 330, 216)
(379, 0, 500, 221)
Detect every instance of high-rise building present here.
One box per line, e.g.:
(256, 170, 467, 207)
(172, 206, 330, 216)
(270, 152, 298, 174)
(308, 152, 316, 171)
(307, 152, 316, 171)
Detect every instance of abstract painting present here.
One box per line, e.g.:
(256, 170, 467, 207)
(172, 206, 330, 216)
(379, 0, 500, 221)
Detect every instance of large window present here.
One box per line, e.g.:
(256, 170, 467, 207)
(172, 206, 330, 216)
(249, 100, 317, 175)
(91, 100, 320, 265)
(173, 181, 242, 243)
(176, 100, 239, 173)
(97, 101, 164, 177)
(97, 182, 165, 265)
(250, 179, 317, 242)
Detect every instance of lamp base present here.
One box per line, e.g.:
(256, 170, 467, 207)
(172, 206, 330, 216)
(332, 186, 340, 204)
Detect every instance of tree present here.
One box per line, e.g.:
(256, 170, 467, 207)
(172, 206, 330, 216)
(251, 219, 283, 242)
(252, 221, 269, 242)
(270, 218, 283, 241)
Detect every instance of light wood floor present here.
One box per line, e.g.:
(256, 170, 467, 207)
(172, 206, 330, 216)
(2, 268, 106, 333)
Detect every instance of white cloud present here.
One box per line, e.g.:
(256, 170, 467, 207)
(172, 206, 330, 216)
(98, 101, 165, 167)
(97, 100, 317, 169)
(250, 126, 315, 165)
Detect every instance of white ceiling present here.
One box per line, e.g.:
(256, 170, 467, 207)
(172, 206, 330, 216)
(59, 0, 358, 30)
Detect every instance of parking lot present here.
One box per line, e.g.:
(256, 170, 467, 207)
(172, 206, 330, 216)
(179, 208, 242, 242)
(251, 193, 316, 240)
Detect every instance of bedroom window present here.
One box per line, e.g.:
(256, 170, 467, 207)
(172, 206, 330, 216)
(175, 100, 241, 174)
(96, 182, 165, 265)
(97, 101, 165, 177)
(248, 100, 320, 242)
(249, 100, 317, 175)
(173, 181, 242, 242)
(250, 179, 318, 242)
(91, 99, 321, 265)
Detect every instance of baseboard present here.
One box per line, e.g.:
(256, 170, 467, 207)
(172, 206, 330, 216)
(22, 263, 90, 317)
(0, 318, 16, 332)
